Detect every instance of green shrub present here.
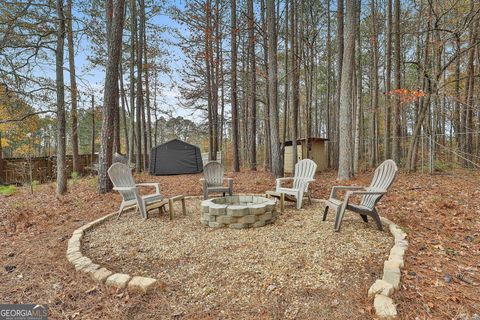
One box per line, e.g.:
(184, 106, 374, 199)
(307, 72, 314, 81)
(0, 185, 17, 197)
(71, 171, 79, 184)
(31, 180, 39, 191)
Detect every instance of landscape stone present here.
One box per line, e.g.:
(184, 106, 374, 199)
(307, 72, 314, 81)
(374, 294, 397, 318)
(390, 245, 405, 257)
(252, 220, 266, 228)
(106, 273, 131, 289)
(91, 268, 113, 283)
(128, 276, 157, 293)
(217, 216, 235, 224)
(368, 280, 394, 297)
(383, 269, 401, 289)
(208, 222, 224, 228)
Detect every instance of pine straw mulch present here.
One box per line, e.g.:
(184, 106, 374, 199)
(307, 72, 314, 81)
(0, 168, 479, 319)
(82, 200, 392, 319)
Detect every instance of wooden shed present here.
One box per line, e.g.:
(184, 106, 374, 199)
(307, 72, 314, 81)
(283, 137, 328, 174)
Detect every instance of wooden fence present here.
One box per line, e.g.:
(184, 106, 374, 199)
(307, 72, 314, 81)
(0, 154, 97, 185)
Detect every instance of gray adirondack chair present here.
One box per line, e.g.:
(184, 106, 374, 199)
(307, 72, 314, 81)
(108, 163, 164, 219)
(276, 159, 317, 209)
(323, 159, 398, 232)
(201, 161, 233, 199)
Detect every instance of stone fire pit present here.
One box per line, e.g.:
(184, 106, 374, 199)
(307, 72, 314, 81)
(200, 195, 277, 229)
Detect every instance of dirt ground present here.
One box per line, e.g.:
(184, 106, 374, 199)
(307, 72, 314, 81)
(0, 168, 479, 319)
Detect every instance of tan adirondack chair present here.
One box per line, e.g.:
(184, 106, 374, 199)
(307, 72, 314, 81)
(201, 161, 233, 199)
(323, 159, 398, 232)
(108, 163, 164, 219)
(274, 159, 317, 209)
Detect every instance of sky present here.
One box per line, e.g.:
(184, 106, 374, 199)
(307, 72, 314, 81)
(68, 0, 198, 121)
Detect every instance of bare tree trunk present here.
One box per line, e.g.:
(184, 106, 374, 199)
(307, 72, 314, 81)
(290, 0, 299, 170)
(231, 0, 240, 172)
(66, 0, 80, 174)
(119, 63, 129, 155)
(334, 0, 344, 168)
(384, 0, 392, 160)
(392, 0, 401, 164)
(128, 0, 136, 163)
(135, 0, 143, 171)
(56, 0, 67, 196)
(247, 0, 257, 170)
(98, 0, 126, 193)
(91, 95, 95, 160)
(369, 0, 379, 167)
(337, 0, 356, 180)
(353, 2, 361, 174)
(267, 0, 282, 177)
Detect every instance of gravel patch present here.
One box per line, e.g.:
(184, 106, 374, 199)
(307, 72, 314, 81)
(83, 200, 393, 318)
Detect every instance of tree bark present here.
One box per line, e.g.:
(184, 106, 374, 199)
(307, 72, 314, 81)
(66, 0, 80, 174)
(56, 0, 67, 196)
(267, 0, 282, 177)
(247, 0, 257, 170)
(384, 0, 392, 160)
(337, 0, 356, 180)
(231, 0, 240, 172)
(392, 0, 401, 164)
(98, 0, 126, 193)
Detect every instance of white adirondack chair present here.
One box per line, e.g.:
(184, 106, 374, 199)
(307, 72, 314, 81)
(323, 159, 398, 232)
(108, 163, 164, 219)
(201, 161, 233, 199)
(276, 159, 317, 209)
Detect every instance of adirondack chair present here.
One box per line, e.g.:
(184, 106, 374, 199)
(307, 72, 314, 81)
(108, 163, 164, 219)
(201, 161, 233, 199)
(323, 159, 398, 232)
(275, 159, 317, 209)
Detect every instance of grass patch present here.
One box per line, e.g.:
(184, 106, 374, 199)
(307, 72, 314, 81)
(0, 185, 17, 197)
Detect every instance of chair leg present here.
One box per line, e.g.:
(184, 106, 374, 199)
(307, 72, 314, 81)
(117, 203, 125, 219)
(296, 192, 303, 209)
(322, 205, 329, 221)
(371, 209, 383, 231)
(334, 203, 348, 232)
(308, 193, 312, 205)
(360, 214, 368, 223)
(203, 189, 208, 200)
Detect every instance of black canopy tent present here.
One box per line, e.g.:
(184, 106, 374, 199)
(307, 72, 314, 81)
(149, 139, 203, 175)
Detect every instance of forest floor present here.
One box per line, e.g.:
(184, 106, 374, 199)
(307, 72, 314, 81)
(0, 168, 479, 319)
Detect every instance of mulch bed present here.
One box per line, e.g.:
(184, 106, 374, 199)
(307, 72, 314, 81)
(0, 168, 479, 319)
(82, 200, 391, 319)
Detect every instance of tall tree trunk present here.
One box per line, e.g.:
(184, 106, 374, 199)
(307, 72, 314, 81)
(135, 0, 143, 171)
(326, 0, 332, 166)
(353, 1, 361, 174)
(128, 0, 136, 163)
(282, 0, 289, 163)
(290, 0, 299, 170)
(384, 0, 392, 159)
(267, 0, 282, 177)
(334, 0, 344, 168)
(66, 0, 80, 174)
(56, 0, 67, 196)
(142, 9, 150, 170)
(369, 0, 379, 167)
(231, 0, 240, 172)
(91, 95, 95, 160)
(98, 0, 126, 193)
(392, 0, 401, 164)
(247, 0, 257, 170)
(119, 63, 129, 155)
(337, 0, 356, 180)
(262, 0, 271, 171)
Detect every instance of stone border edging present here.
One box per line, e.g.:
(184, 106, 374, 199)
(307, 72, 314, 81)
(368, 217, 408, 318)
(66, 195, 407, 307)
(66, 212, 157, 293)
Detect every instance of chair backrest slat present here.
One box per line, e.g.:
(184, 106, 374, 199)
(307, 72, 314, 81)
(108, 163, 137, 201)
(204, 161, 224, 187)
(293, 159, 317, 190)
(361, 159, 398, 209)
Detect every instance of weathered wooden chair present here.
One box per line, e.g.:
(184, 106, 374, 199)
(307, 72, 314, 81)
(108, 162, 164, 219)
(201, 161, 233, 200)
(269, 159, 317, 209)
(323, 159, 398, 232)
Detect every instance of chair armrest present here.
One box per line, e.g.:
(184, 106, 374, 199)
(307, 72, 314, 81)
(276, 177, 293, 189)
(136, 183, 161, 194)
(113, 186, 136, 191)
(347, 190, 386, 197)
(330, 186, 365, 199)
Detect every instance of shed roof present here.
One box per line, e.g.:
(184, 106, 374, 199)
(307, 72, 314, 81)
(153, 138, 199, 149)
